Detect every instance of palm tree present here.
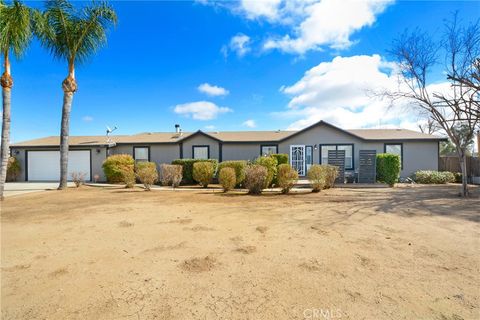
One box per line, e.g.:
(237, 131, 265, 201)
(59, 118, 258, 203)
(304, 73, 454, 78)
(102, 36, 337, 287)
(0, 0, 33, 200)
(36, 0, 116, 189)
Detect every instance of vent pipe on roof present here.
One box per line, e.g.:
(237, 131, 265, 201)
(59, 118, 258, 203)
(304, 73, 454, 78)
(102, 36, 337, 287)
(175, 124, 180, 133)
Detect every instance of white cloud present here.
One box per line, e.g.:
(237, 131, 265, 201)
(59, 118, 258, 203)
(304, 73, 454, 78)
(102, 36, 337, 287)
(206, 0, 393, 55)
(174, 101, 232, 120)
(198, 83, 229, 96)
(276, 54, 419, 130)
(263, 0, 393, 53)
(82, 116, 94, 122)
(205, 125, 216, 130)
(240, 0, 282, 20)
(222, 33, 251, 57)
(242, 119, 256, 128)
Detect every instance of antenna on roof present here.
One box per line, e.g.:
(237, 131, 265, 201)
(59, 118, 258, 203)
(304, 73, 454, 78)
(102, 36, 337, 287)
(106, 125, 118, 143)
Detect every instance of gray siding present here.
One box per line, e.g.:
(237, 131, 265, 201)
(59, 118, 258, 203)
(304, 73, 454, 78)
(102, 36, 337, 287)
(222, 143, 262, 161)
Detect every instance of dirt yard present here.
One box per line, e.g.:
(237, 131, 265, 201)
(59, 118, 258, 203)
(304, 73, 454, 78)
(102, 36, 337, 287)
(1, 185, 479, 319)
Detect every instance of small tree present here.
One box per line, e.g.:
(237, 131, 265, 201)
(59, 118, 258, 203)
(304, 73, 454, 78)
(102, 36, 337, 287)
(387, 14, 479, 196)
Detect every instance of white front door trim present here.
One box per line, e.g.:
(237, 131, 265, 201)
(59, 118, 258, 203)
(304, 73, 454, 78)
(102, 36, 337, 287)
(290, 145, 306, 176)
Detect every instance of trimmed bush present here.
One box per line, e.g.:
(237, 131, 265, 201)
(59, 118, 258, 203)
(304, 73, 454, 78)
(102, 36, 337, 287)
(412, 170, 456, 184)
(217, 160, 247, 186)
(323, 165, 339, 189)
(193, 161, 215, 188)
(277, 164, 298, 194)
(244, 165, 268, 195)
(102, 154, 135, 185)
(307, 164, 338, 192)
(270, 154, 288, 166)
(160, 164, 183, 187)
(171, 159, 218, 184)
(219, 167, 236, 192)
(6, 157, 21, 182)
(255, 156, 278, 188)
(376, 153, 401, 187)
(307, 165, 326, 192)
(135, 162, 158, 190)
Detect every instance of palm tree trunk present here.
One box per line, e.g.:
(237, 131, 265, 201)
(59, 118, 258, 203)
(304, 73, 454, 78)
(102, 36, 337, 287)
(58, 63, 77, 190)
(0, 54, 13, 201)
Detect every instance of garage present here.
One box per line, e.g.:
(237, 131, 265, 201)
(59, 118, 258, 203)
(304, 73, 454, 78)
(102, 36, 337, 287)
(27, 150, 91, 181)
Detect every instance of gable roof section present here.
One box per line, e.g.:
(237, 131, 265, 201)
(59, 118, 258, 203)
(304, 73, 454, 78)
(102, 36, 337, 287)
(11, 120, 447, 147)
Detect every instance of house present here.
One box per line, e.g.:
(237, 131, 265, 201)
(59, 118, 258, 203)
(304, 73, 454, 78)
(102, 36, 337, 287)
(9, 120, 447, 182)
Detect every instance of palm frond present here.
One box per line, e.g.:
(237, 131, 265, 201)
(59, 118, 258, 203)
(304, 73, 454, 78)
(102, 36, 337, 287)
(37, 0, 117, 65)
(0, 0, 33, 59)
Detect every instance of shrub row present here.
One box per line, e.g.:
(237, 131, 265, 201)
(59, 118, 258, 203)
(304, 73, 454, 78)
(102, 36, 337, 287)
(412, 170, 456, 184)
(171, 159, 218, 184)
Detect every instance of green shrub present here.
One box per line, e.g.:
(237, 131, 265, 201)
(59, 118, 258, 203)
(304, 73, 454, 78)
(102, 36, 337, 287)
(171, 159, 218, 184)
(244, 165, 268, 195)
(277, 164, 298, 194)
(193, 161, 215, 188)
(307, 165, 326, 192)
(376, 153, 401, 187)
(160, 164, 183, 187)
(135, 162, 158, 190)
(219, 167, 236, 192)
(255, 156, 278, 188)
(454, 172, 462, 183)
(412, 170, 456, 184)
(270, 154, 288, 166)
(102, 154, 135, 185)
(217, 160, 247, 186)
(6, 157, 21, 182)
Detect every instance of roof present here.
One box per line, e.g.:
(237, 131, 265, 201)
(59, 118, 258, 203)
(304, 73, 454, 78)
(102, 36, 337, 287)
(11, 120, 447, 147)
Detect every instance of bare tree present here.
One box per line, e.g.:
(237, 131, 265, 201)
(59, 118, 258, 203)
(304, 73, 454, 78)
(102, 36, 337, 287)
(418, 116, 441, 135)
(387, 14, 479, 197)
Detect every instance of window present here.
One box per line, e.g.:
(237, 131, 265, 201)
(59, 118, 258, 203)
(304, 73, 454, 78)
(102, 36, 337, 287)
(385, 143, 403, 168)
(193, 146, 209, 159)
(320, 144, 353, 169)
(261, 145, 278, 156)
(133, 147, 149, 162)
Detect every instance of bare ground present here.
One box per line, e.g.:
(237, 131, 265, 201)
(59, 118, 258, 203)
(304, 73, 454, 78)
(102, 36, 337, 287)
(1, 184, 479, 320)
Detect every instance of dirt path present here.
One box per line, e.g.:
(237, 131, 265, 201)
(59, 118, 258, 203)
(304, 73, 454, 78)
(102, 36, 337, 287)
(1, 185, 479, 319)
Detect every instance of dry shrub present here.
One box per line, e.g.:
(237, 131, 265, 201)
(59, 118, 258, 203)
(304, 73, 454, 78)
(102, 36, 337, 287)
(219, 167, 236, 192)
(307, 164, 338, 192)
(277, 164, 298, 194)
(193, 161, 215, 188)
(135, 162, 158, 191)
(323, 165, 339, 189)
(121, 167, 136, 188)
(160, 164, 183, 188)
(307, 165, 325, 192)
(6, 157, 21, 182)
(244, 165, 268, 195)
(70, 171, 87, 188)
(102, 154, 135, 185)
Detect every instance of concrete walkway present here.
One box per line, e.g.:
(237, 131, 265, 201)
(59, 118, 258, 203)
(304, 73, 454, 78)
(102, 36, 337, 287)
(3, 182, 75, 197)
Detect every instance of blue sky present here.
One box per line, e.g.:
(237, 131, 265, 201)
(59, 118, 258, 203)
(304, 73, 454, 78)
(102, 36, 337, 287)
(8, 0, 480, 142)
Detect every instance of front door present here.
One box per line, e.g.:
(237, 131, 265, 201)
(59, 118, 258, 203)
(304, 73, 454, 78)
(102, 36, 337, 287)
(290, 145, 305, 176)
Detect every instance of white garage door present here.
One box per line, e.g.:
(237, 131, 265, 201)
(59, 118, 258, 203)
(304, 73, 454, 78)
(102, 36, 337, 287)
(27, 150, 91, 181)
